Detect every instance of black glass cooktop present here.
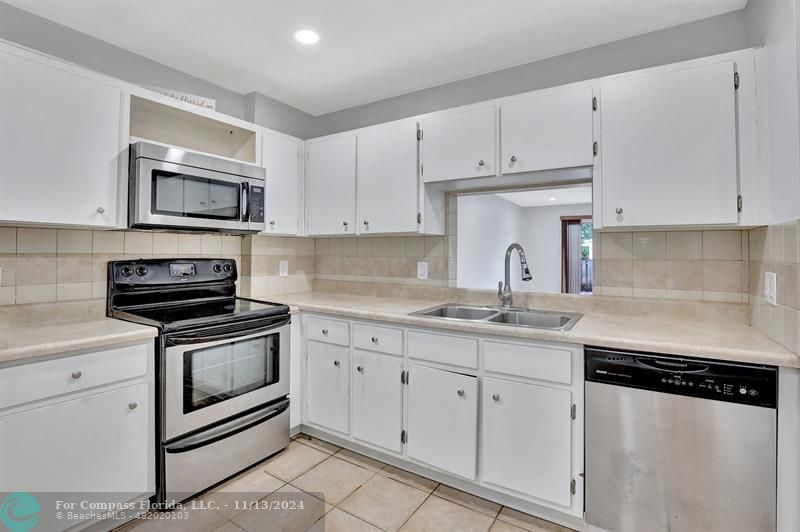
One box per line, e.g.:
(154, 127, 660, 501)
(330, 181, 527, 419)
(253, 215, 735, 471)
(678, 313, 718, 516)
(116, 297, 289, 332)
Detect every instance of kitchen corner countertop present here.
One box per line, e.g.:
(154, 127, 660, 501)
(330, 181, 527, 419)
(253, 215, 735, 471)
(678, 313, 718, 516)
(0, 318, 158, 364)
(277, 292, 800, 368)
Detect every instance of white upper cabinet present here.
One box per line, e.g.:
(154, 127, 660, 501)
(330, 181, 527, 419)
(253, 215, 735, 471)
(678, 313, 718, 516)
(500, 86, 594, 174)
(357, 120, 420, 234)
(598, 60, 739, 227)
(262, 131, 302, 235)
(421, 106, 496, 182)
(305, 134, 357, 236)
(0, 45, 124, 227)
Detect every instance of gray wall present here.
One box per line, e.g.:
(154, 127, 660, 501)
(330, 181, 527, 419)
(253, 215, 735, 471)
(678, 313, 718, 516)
(243, 92, 316, 140)
(309, 9, 749, 137)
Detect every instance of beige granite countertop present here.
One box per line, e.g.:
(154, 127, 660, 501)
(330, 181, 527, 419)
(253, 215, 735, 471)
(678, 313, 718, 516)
(0, 301, 157, 364)
(277, 292, 800, 368)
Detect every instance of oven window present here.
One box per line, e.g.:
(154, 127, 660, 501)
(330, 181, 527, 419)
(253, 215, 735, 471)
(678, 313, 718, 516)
(152, 170, 241, 220)
(183, 334, 279, 414)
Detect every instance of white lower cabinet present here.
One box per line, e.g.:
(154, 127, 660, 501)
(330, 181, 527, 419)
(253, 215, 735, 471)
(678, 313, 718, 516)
(406, 363, 478, 479)
(302, 314, 582, 522)
(0, 382, 149, 493)
(351, 350, 404, 452)
(306, 340, 350, 434)
(481, 376, 573, 507)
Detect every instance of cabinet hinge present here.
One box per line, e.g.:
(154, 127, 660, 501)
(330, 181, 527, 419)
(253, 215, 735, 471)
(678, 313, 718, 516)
(416, 213, 422, 224)
(570, 403, 576, 420)
(417, 128, 423, 141)
(401, 430, 407, 444)
(593, 142, 598, 157)
(734, 72, 740, 90)
(570, 479, 576, 495)
(592, 96, 597, 111)
(737, 195, 743, 212)
(420, 164, 424, 177)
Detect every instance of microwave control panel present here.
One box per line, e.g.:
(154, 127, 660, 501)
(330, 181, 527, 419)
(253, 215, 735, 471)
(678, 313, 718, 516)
(249, 186, 265, 223)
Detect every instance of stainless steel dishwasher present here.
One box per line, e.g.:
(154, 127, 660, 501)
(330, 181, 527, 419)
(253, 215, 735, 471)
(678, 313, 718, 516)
(585, 347, 777, 532)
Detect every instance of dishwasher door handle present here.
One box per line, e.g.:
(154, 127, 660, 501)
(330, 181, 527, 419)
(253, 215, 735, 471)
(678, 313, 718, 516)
(636, 357, 709, 374)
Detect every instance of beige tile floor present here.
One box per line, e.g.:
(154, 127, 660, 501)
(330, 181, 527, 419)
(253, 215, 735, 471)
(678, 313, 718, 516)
(122, 434, 576, 532)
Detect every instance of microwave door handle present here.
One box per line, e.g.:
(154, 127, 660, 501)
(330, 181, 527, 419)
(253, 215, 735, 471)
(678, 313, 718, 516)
(242, 182, 251, 222)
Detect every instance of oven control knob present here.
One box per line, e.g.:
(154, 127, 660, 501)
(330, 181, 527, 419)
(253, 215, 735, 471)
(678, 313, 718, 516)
(213, 264, 223, 273)
(135, 265, 148, 277)
(223, 263, 233, 272)
(121, 266, 134, 277)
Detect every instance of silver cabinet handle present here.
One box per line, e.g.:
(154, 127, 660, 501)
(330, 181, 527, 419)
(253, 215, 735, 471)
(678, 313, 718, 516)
(128, 402, 138, 410)
(478, 160, 485, 167)
(492, 393, 500, 402)
(371, 336, 378, 343)
(363, 220, 369, 227)
(457, 389, 465, 397)
(334, 360, 340, 367)
(510, 155, 517, 163)
(322, 328, 329, 335)
(96, 207, 105, 214)
(71, 371, 82, 379)
(357, 366, 364, 374)
(269, 220, 276, 226)
(616, 207, 623, 215)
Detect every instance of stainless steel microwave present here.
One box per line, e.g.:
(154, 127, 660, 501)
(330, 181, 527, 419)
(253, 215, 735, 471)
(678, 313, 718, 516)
(129, 141, 266, 233)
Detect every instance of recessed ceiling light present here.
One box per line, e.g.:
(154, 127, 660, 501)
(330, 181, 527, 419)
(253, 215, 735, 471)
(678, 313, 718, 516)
(293, 29, 320, 45)
(548, 197, 557, 201)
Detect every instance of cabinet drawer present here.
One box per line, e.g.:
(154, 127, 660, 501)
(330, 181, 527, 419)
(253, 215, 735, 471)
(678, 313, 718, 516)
(483, 341, 571, 385)
(0, 343, 148, 409)
(306, 316, 350, 346)
(408, 331, 478, 368)
(353, 323, 402, 356)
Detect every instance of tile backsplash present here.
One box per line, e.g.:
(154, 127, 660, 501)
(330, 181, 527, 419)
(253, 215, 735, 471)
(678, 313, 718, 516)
(240, 235, 315, 298)
(593, 230, 749, 303)
(749, 221, 800, 353)
(0, 227, 242, 305)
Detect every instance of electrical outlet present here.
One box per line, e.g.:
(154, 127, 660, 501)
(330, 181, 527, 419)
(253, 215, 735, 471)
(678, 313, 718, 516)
(417, 261, 428, 280)
(764, 271, 777, 305)
(279, 261, 289, 278)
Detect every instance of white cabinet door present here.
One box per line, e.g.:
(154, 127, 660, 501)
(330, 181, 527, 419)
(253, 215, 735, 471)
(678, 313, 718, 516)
(357, 120, 419, 234)
(0, 383, 149, 494)
(0, 47, 122, 227)
(306, 341, 350, 434)
(406, 364, 478, 479)
(263, 132, 301, 235)
(500, 86, 594, 174)
(482, 377, 572, 507)
(421, 106, 496, 182)
(351, 350, 403, 452)
(599, 61, 738, 227)
(306, 134, 356, 236)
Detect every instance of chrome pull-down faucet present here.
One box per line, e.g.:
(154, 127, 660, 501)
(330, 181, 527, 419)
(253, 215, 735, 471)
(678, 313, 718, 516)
(497, 243, 533, 308)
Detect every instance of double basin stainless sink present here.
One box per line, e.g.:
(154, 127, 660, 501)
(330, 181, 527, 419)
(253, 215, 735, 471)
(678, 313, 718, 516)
(409, 303, 582, 332)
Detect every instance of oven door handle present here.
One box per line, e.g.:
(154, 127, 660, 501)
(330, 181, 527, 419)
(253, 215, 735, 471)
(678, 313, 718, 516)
(165, 398, 289, 454)
(166, 316, 290, 346)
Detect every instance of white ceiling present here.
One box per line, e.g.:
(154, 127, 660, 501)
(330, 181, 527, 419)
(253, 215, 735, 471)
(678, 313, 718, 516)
(496, 185, 592, 207)
(9, 0, 747, 116)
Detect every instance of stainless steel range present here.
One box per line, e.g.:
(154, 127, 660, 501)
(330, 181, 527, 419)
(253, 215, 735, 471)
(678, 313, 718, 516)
(107, 258, 290, 505)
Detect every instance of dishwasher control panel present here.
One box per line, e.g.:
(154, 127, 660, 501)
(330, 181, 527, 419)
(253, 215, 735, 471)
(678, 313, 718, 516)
(585, 347, 777, 408)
